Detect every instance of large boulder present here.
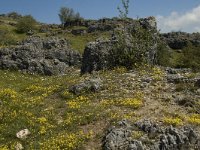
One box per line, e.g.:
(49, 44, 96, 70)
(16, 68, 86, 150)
(81, 39, 114, 74)
(0, 36, 81, 75)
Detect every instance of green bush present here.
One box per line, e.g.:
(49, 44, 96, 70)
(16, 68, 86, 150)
(108, 0, 156, 69)
(168, 42, 200, 71)
(181, 43, 200, 71)
(109, 23, 155, 69)
(157, 41, 172, 66)
(16, 15, 37, 33)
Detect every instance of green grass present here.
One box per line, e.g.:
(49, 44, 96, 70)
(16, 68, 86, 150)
(0, 66, 200, 149)
(64, 31, 111, 53)
(0, 68, 144, 149)
(0, 16, 111, 53)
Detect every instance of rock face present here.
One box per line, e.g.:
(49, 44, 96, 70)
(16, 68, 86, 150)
(81, 17, 158, 74)
(103, 120, 144, 150)
(161, 32, 200, 49)
(103, 119, 200, 150)
(81, 39, 114, 74)
(0, 36, 81, 75)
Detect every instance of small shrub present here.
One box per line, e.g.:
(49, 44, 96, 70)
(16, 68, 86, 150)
(157, 41, 172, 66)
(181, 43, 200, 71)
(170, 42, 200, 71)
(16, 15, 37, 33)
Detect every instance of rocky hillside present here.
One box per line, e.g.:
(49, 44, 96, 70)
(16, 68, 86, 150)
(0, 14, 200, 150)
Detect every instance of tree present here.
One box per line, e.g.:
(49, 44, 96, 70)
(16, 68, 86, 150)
(58, 7, 82, 25)
(16, 15, 37, 33)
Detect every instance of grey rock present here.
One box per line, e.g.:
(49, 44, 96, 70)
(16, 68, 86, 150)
(16, 129, 31, 139)
(166, 68, 192, 74)
(87, 24, 113, 33)
(157, 126, 199, 150)
(167, 74, 188, 84)
(69, 78, 102, 95)
(103, 120, 200, 150)
(135, 119, 161, 138)
(102, 126, 144, 150)
(161, 32, 200, 49)
(81, 39, 113, 74)
(71, 29, 87, 35)
(0, 36, 81, 75)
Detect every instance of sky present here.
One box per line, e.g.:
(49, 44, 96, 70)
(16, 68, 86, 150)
(0, 0, 200, 33)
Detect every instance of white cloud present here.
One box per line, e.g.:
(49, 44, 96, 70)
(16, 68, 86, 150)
(156, 5, 200, 33)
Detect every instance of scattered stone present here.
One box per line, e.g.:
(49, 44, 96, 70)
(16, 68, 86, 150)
(167, 74, 189, 84)
(166, 68, 192, 74)
(16, 129, 31, 139)
(69, 78, 102, 95)
(15, 142, 24, 150)
(71, 29, 87, 35)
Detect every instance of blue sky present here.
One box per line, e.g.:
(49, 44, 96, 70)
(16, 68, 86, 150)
(0, 0, 200, 32)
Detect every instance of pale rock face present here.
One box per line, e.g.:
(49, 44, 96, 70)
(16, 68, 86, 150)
(16, 129, 31, 139)
(15, 142, 24, 150)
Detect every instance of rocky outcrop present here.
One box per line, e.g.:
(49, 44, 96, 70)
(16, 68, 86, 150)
(103, 119, 200, 150)
(0, 36, 81, 75)
(81, 17, 158, 74)
(81, 39, 114, 74)
(64, 17, 157, 33)
(161, 32, 200, 49)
